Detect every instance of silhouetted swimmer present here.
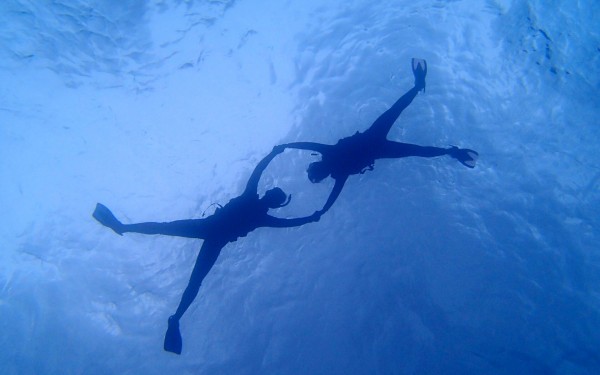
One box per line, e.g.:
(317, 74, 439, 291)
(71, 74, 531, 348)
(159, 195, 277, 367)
(281, 59, 478, 214)
(92, 146, 320, 354)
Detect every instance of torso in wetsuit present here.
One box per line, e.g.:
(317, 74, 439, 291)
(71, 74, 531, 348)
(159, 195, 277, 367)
(210, 194, 269, 243)
(328, 131, 378, 178)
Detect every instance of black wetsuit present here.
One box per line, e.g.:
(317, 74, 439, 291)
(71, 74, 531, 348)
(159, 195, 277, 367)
(284, 85, 450, 213)
(98, 148, 318, 353)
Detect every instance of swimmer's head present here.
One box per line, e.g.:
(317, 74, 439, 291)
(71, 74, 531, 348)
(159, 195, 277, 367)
(262, 187, 292, 208)
(307, 161, 331, 183)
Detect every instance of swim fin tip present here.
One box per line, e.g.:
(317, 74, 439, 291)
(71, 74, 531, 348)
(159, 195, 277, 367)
(411, 58, 427, 91)
(164, 316, 182, 355)
(92, 203, 124, 235)
(450, 147, 479, 168)
(462, 149, 479, 168)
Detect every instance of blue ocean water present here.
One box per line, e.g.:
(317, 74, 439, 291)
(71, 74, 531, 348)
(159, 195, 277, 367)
(1, 0, 599, 374)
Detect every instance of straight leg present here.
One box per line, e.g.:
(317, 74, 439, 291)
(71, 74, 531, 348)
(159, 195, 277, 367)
(364, 86, 420, 140)
(173, 239, 225, 319)
(379, 140, 450, 159)
(122, 219, 210, 239)
(164, 239, 226, 354)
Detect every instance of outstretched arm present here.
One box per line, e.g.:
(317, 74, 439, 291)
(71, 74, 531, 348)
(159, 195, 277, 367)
(244, 146, 285, 195)
(319, 175, 348, 215)
(282, 142, 332, 154)
(263, 211, 321, 228)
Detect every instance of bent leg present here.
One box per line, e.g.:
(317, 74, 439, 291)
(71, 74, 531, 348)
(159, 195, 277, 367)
(122, 219, 209, 239)
(365, 86, 420, 140)
(380, 141, 450, 159)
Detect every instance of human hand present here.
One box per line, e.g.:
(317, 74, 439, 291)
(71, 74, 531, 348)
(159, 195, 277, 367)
(272, 144, 286, 154)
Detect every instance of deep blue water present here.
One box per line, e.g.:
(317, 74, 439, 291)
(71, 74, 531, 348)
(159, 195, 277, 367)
(1, 0, 599, 374)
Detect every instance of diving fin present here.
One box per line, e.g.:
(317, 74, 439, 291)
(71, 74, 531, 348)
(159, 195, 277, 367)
(411, 58, 427, 92)
(92, 203, 124, 235)
(462, 149, 479, 168)
(164, 316, 182, 355)
(449, 146, 479, 168)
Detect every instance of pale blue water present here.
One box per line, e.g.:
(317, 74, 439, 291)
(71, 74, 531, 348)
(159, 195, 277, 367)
(1, 0, 599, 374)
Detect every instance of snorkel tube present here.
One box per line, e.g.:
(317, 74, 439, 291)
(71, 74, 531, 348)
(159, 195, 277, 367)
(278, 194, 292, 208)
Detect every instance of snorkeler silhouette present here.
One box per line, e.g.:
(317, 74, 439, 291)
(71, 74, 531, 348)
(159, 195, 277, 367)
(281, 58, 478, 214)
(92, 146, 320, 354)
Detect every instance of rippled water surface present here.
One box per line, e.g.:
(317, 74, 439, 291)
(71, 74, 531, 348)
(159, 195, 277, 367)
(1, 0, 599, 374)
